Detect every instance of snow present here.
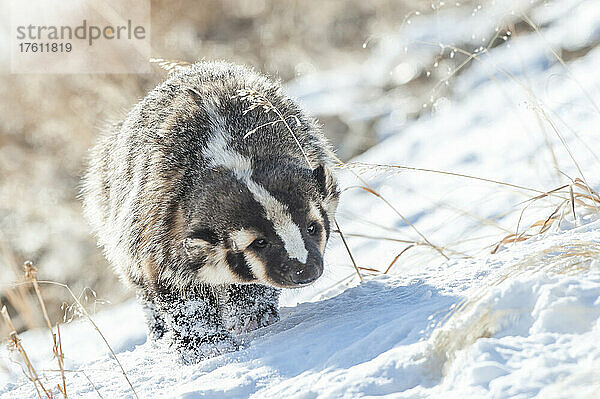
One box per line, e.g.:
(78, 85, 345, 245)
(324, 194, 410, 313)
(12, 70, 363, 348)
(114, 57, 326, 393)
(3, 0, 600, 397)
(2, 218, 600, 398)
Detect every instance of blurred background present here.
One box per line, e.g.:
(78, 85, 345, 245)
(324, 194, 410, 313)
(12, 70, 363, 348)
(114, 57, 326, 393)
(2, 0, 599, 333)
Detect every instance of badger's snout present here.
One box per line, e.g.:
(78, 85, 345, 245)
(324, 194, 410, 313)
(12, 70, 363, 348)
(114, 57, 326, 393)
(286, 257, 323, 286)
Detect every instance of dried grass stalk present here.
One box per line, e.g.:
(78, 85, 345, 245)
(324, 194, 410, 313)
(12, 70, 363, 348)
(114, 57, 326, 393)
(28, 280, 139, 399)
(0, 231, 37, 330)
(1, 304, 51, 399)
(492, 181, 600, 253)
(334, 218, 363, 281)
(23, 262, 67, 398)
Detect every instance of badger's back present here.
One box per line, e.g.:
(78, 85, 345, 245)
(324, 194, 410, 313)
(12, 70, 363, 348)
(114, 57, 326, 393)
(82, 61, 336, 291)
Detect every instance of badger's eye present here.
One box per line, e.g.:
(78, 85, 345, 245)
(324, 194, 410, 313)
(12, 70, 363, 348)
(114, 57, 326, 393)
(306, 222, 318, 236)
(252, 238, 268, 249)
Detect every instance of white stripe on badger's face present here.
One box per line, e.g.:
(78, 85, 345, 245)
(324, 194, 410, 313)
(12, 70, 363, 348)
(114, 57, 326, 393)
(239, 170, 308, 263)
(243, 251, 270, 283)
(308, 202, 322, 224)
(203, 121, 309, 264)
(230, 228, 257, 251)
(203, 119, 252, 172)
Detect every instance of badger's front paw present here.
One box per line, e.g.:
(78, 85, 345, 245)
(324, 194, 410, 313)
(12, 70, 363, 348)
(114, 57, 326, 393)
(171, 332, 239, 364)
(225, 307, 280, 335)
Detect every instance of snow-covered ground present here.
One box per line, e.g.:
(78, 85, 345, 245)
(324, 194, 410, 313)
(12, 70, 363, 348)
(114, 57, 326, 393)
(2, 0, 600, 397)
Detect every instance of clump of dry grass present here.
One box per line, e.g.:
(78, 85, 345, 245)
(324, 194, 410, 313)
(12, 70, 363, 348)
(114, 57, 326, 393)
(425, 178, 600, 368)
(235, 88, 312, 168)
(1, 304, 51, 399)
(335, 156, 451, 275)
(22, 262, 67, 398)
(149, 58, 191, 75)
(426, 308, 500, 377)
(2, 262, 138, 399)
(0, 232, 37, 335)
(492, 179, 600, 254)
(450, 240, 600, 325)
(337, 159, 600, 275)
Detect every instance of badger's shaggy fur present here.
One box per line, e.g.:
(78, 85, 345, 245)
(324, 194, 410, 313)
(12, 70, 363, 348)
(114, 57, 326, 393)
(82, 61, 339, 362)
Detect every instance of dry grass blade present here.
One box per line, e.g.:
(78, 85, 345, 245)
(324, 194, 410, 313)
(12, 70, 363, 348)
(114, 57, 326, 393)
(1, 304, 51, 399)
(492, 204, 563, 254)
(491, 235, 524, 255)
(335, 157, 448, 260)
(384, 245, 416, 274)
(80, 370, 104, 399)
(357, 266, 381, 273)
(536, 208, 560, 234)
(356, 185, 449, 261)
(33, 369, 104, 399)
(336, 232, 418, 245)
(534, 106, 596, 206)
(519, 14, 600, 117)
(23, 262, 67, 398)
(55, 324, 66, 398)
(513, 189, 568, 248)
(574, 179, 600, 204)
(347, 162, 559, 197)
(313, 273, 357, 300)
(243, 120, 280, 139)
(569, 185, 576, 219)
(515, 184, 570, 206)
(573, 191, 600, 203)
(2, 288, 32, 336)
(0, 230, 37, 330)
(334, 218, 363, 281)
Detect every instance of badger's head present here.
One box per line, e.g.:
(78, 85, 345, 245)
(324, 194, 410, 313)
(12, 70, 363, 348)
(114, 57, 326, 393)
(180, 158, 339, 289)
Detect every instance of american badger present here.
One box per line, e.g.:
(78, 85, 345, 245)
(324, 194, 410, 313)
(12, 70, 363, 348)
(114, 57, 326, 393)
(82, 61, 339, 362)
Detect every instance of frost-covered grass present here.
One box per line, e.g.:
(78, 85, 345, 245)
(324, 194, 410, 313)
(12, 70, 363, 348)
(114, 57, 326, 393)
(2, 0, 600, 397)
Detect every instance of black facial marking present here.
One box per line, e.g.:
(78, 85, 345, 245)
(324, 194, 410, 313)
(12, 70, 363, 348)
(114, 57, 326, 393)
(251, 238, 269, 249)
(226, 251, 256, 282)
(188, 228, 220, 245)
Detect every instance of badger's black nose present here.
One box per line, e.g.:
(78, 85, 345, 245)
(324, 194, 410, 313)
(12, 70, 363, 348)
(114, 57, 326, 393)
(289, 260, 323, 285)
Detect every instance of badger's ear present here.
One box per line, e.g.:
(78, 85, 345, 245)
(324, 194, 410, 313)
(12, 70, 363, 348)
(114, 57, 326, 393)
(186, 88, 202, 104)
(312, 164, 340, 214)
